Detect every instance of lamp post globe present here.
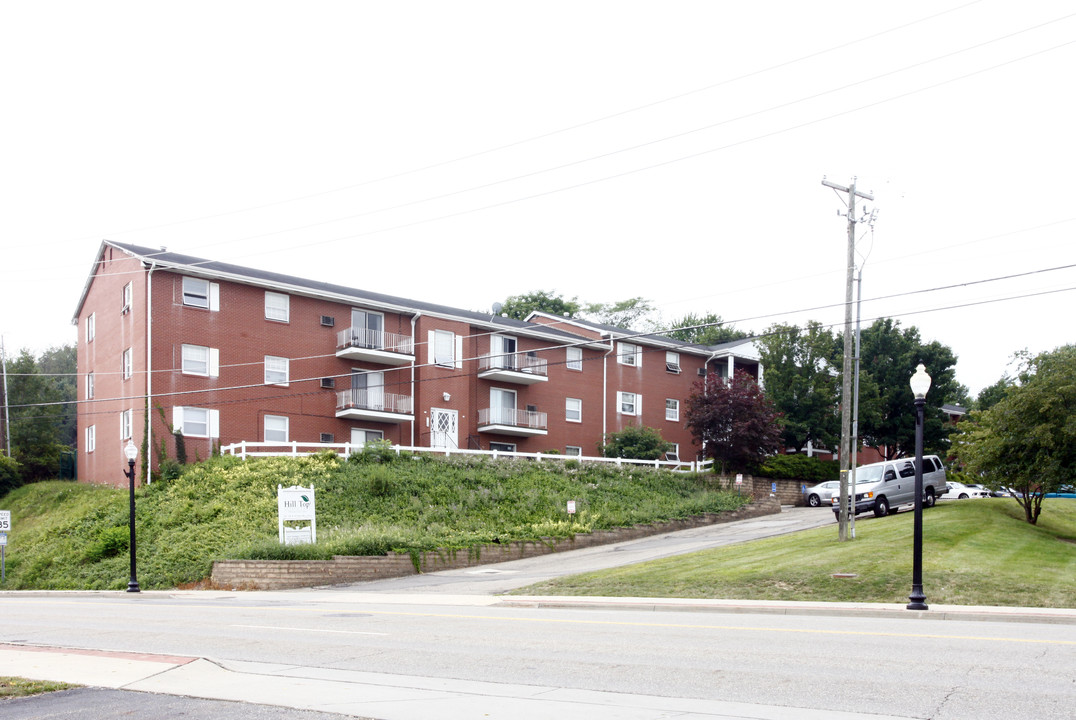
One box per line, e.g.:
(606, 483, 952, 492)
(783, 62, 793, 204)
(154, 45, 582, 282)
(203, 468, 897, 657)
(907, 364, 931, 611)
(124, 439, 140, 593)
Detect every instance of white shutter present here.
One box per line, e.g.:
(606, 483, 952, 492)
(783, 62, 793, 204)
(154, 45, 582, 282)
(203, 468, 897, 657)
(636, 394, 642, 417)
(427, 330, 435, 365)
(209, 348, 220, 378)
(209, 282, 220, 311)
(209, 409, 220, 439)
(173, 406, 184, 434)
(455, 335, 463, 369)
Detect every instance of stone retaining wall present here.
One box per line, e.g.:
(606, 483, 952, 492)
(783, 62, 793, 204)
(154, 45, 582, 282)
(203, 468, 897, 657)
(211, 495, 781, 590)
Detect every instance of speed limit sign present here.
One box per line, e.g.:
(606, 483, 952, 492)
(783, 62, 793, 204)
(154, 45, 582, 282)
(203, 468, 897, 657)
(0, 510, 10, 532)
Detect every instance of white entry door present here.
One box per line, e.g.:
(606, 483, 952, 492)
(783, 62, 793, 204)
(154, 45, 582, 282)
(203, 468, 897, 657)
(430, 408, 458, 449)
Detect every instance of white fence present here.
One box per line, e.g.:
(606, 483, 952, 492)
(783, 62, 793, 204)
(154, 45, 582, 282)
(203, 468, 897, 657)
(220, 441, 713, 473)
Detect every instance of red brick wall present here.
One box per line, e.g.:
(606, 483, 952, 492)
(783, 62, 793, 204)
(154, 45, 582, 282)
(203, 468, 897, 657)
(76, 248, 148, 486)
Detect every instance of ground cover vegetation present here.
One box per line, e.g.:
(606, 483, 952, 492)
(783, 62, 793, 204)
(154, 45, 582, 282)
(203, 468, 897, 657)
(0, 677, 77, 699)
(512, 499, 1076, 608)
(0, 447, 747, 590)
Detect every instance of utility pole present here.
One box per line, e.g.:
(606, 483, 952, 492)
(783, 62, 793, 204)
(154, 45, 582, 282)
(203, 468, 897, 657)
(1, 336, 10, 457)
(822, 176, 873, 541)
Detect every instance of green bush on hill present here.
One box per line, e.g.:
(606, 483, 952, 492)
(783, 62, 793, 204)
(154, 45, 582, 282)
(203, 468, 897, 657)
(0, 453, 746, 590)
(757, 454, 839, 482)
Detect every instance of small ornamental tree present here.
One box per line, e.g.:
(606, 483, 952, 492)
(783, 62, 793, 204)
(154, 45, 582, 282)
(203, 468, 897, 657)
(685, 370, 783, 475)
(598, 425, 671, 461)
(953, 345, 1076, 525)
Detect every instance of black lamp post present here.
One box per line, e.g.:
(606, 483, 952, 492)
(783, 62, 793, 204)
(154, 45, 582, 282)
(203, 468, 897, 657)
(123, 439, 140, 593)
(907, 363, 931, 611)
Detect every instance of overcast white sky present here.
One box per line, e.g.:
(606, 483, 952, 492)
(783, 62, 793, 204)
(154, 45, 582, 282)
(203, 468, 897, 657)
(2, 1, 1074, 397)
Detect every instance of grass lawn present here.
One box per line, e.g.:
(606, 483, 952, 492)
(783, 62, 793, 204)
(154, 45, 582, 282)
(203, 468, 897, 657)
(511, 499, 1076, 608)
(0, 677, 76, 699)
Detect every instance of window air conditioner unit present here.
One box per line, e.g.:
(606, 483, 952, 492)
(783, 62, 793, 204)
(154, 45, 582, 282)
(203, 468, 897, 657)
(321, 315, 335, 327)
(320, 433, 334, 443)
(320, 377, 335, 389)
(697, 367, 707, 376)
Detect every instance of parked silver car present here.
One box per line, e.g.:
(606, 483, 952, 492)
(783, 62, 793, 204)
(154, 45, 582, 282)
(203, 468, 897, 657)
(805, 480, 841, 507)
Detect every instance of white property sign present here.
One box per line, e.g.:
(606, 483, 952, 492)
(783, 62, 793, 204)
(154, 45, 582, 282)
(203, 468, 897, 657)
(277, 485, 316, 545)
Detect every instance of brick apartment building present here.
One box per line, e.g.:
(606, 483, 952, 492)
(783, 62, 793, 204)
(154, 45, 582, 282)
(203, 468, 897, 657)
(73, 241, 761, 485)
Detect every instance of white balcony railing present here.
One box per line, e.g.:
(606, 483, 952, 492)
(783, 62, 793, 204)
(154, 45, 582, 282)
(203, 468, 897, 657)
(336, 327, 413, 355)
(336, 389, 413, 415)
(478, 352, 548, 377)
(478, 407, 548, 431)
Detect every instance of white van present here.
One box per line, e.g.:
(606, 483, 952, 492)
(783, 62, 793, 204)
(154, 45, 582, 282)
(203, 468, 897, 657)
(831, 455, 948, 519)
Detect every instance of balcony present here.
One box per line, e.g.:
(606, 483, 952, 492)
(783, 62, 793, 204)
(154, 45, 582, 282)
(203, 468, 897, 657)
(336, 389, 414, 423)
(336, 328, 414, 366)
(478, 407, 548, 437)
(477, 353, 548, 385)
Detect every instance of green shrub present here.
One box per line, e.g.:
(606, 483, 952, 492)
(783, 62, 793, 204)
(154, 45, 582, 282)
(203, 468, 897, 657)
(366, 465, 393, 497)
(83, 526, 129, 563)
(0, 454, 22, 496)
(348, 439, 397, 464)
(599, 425, 671, 460)
(758, 454, 839, 482)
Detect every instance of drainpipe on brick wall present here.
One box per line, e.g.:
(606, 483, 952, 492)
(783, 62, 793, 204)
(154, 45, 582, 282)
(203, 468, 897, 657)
(410, 312, 421, 447)
(145, 261, 156, 484)
(601, 332, 614, 440)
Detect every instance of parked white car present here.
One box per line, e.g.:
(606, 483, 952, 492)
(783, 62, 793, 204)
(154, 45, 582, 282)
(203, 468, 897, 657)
(940, 480, 991, 499)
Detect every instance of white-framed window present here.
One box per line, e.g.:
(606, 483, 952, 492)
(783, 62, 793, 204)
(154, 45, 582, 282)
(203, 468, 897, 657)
(565, 446, 582, 457)
(351, 428, 384, 446)
(264, 415, 289, 443)
(667, 444, 680, 462)
(181, 344, 219, 377)
(121, 282, 132, 315)
(172, 406, 220, 438)
(618, 391, 639, 415)
(120, 409, 132, 440)
(265, 291, 290, 323)
(489, 442, 516, 453)
(431, 329, 460, 368)
(666, 351, 681, 374)
(86, 372, 94, 400)
(182, 276, 219, 310)
(618, 342, 641, 367)
(666, 398, 680, 421)
(566, 397, 582, 423)
(86, 312, 95, 342)
(85, 425, 96, 453)
(122, 348, 132, 380)
(264, 356, 289, 385)
(566, 346, 583, 371)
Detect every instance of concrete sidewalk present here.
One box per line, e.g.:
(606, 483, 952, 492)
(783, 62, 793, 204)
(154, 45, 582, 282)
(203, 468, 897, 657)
(0, 641, 919, 720)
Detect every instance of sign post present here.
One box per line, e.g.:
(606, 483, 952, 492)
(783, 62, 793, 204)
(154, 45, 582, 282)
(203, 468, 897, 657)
(277, 485, 316, 545)
(0, 510, 9, 582)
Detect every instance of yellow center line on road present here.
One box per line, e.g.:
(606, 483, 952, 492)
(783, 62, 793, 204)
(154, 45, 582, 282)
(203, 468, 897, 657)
(9, 598, 1076, 646)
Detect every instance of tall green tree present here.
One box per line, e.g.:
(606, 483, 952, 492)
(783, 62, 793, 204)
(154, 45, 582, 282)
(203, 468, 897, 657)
(846, 319, 961, 459)
(6, 348, 73, 481)
(975, 376, 1013, 412)
(685, 370, 783, 474)
(666, 312, 751, 345)
(583, 297, 658, 331)
(500, 290, 581, 321)
(37, 345, 77, 449)
(953, 345, 1076, 524)
(757, 321, 839, 454)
